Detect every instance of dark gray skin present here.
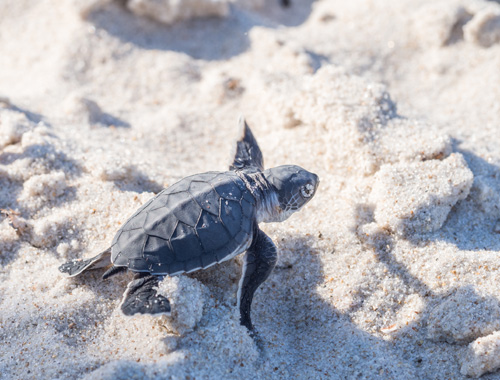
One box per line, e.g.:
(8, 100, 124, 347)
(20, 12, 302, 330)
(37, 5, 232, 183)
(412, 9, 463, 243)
(59, 117, 319, 332)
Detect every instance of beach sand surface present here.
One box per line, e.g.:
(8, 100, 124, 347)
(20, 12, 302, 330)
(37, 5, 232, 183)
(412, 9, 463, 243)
(1, 0, 500, 379)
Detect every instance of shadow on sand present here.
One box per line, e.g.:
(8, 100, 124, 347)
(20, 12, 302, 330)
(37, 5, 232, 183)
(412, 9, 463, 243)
(88, 1, 316, 61)
(433, 146, 500, 252)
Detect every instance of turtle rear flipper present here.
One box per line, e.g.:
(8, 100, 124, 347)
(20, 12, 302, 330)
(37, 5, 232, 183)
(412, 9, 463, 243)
(120, 274, 171, 316)
(58, 248, 111, 277)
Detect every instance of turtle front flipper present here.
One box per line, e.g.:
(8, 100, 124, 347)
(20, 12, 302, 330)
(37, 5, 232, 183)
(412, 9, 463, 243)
(58, 248, 111, 277)
(230, 116, 264, 172)
(120, 274, 171, 316)
(238, 228, 278, 331)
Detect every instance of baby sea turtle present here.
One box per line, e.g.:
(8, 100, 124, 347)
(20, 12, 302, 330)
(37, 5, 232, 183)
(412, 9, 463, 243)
(59, 117, 319, 331)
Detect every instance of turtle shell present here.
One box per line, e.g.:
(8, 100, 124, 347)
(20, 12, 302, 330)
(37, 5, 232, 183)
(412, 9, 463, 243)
(110, 171, 257, 275)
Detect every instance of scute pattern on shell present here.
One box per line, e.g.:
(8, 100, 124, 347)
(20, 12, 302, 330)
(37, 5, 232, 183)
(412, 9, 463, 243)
(110, 171, 256, 275)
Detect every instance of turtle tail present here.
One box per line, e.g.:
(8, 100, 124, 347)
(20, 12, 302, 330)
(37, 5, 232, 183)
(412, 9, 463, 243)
(58, 248, 111, 277)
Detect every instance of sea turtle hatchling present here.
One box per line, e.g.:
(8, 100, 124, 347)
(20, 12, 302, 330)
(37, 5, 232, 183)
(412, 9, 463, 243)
(59, 117, 319, 331)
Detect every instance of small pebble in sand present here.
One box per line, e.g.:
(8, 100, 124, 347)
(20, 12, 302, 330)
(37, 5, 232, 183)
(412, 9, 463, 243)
(461, 330, 500, 378)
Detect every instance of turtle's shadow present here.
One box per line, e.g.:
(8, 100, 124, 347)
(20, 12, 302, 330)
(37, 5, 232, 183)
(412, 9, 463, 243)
(88, 1, 316, 61)
(246, 232, 423, 378)
(254, 223, 500, 378)
(57, 227, 499, 378)
(352, 204, 433, 300)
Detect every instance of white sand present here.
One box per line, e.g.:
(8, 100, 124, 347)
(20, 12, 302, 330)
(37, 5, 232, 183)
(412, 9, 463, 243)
(1, 0, 500, 379)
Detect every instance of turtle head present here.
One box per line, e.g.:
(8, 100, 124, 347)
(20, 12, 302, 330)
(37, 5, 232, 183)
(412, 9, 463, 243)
(262, 165, 319, 222)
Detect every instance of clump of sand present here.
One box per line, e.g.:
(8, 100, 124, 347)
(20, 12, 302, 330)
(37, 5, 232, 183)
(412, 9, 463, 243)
(461, 331, 500, 378)
(427, 287, 500, 344)
(412, 0, 500, 48)
(126, 0, 230, 25)
(370, 154, 473, 236)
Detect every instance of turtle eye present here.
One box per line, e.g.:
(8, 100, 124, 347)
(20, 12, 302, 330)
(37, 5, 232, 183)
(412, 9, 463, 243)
(300, 183, 314, 198)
